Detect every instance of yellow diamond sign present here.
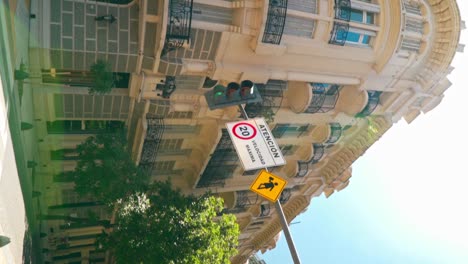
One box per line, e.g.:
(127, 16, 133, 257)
(250, 170, 288, 203)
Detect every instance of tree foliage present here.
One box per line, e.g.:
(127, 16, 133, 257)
(72, 131, 147, 204)
(89, 60, 115, 94)
(99, 181, 240, 264)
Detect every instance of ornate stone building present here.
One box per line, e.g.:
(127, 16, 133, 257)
(28, 0, 462, 263)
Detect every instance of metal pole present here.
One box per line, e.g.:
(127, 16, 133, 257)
(238, 105, 301, 264)
(274, 200, 302, 264)
(265, 167, 302, 264)
(238, 104, 249, 120)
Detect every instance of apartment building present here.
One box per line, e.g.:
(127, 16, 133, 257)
(27, 0, 462, 263)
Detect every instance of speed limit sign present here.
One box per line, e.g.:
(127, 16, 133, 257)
(226, 118, 285, 170)
(232, 122, 257, 140)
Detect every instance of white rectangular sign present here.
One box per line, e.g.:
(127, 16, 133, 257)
(226, 118, 285, 170)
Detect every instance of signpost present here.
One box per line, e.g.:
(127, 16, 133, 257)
(226, 118, 286, 171)
(228, 106, 302, 264)
(249, 169, 301, 264)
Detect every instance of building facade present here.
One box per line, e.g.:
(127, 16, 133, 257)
(28, 0, 462, 263)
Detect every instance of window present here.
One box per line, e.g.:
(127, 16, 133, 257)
(401, 37, 421, 52)
(403, 0, 422, 16)
(159, 139, 183, 151)
(154, 161, 176, 172)
(53, 171, 75, 183)
(282, 0, 318, 38)
(330, 0, 379, 47)
(243, 169, 260, 176)
(405, 17, 423, 33)
(50, 149, 79, 160)
(284, 16, 316, 38)
(350, 9, 374, 24)
(337, 29, 373, 45)
(149, 100, 170, 117)
(192, 3, 233, 25)
(280, 145, 295, 156)
(166, 111, 193, 119)
(272, 124, 309, 138)
(47, 120, 124, 134)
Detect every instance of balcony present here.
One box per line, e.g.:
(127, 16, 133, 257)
(325, 123, 342, 144)
(235, 191, 260, 208)
(334, 86, 369, 116)
(310, 143, 325, 164)
(161, 0, 194, 57)
(356, 91, 382, 117)
(333, 0, 351, 21)
(279, 188, 292, 204)
(329, 21, 350, 46)
(295, 143, 325, 178)
(139, 115, 165, 176)
(278, 158, 299, 178)
(223, 191, 259, 214)
(196, 130, 238, 188)
(262, 0, 288, 45)
(244, 80, 285, 119)
(296, 162, 309, 178)
(259, 204, 271, 217)
(304, 83, 341, 114)
(286, 81, 312, 113)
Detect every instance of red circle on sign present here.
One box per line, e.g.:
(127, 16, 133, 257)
(232, 123, 257, 140)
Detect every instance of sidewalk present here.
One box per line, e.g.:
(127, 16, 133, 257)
(0, 0, 40, 263)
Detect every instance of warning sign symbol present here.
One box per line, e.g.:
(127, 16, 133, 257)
(250, 170, 287, 203)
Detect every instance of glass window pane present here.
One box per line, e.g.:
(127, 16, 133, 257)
(350, 10, 363, 22)
(366, 13, 374, 24)
(362, 35, 371, 44)
(346, 32, 361, 43)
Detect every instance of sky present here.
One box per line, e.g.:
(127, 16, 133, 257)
(262, 3, 468, 264)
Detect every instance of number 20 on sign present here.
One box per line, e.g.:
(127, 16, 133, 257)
(232, 122, 257, 140)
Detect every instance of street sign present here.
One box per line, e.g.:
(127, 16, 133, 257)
(250, 170, 288, 203)
(226, 118, 285, 170)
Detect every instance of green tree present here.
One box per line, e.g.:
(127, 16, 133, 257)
(89, 60, 115, 94)
(99, 181, 240, 264)
(72, 131, 147, 204)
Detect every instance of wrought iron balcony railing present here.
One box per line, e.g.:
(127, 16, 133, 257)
(244, 80, 285, 119)
(296, 162, 309, 178)
(197, 130, 238, 188)
(329, 21, 350, 46)
(161, 0, 194, 56)
(305, 83, 341, 113)
(326, 123, 342, 144)
(295, 143, 325, 177)
(259, 204, 271, 217)
(139, 115, 165, 176)
(279, 188, 292, 204)
(235, 191, 259, 208)
(334, 0, 351, 21)
(262, 0, 288, 45)
(356, 91, 382, 117)
(310, 143, 325, 164)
